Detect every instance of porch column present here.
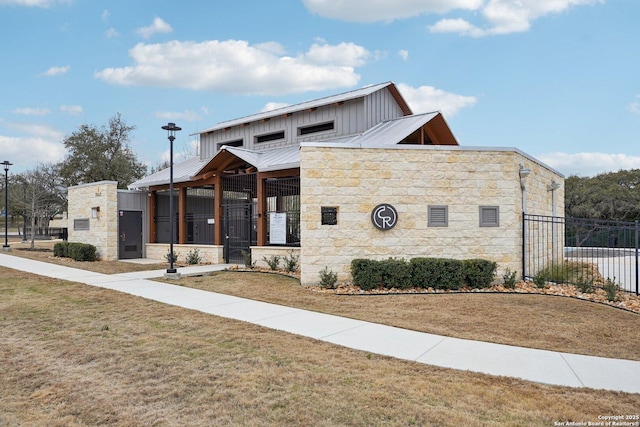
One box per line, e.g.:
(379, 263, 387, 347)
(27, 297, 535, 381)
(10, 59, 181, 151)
(257, 173, 268, 246)
(214, 175, 223, 245)
(178, 186, 187, 244)
(149, 190, 157, 243)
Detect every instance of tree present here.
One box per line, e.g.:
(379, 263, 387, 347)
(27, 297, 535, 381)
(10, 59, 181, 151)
(58, 113, 147, 189)
(565, 169, 640, 221)
(9, 163, 67, 249)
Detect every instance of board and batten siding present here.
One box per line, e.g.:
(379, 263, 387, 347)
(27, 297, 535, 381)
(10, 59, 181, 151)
(363, 88, 406, 129)
(199, 86, 407, 158)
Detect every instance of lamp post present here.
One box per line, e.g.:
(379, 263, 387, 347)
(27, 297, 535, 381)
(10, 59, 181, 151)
(162, 123, 181, 277)
(2, 161, 12, 251)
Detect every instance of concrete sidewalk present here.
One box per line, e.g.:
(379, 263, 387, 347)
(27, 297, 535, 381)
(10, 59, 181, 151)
(1, 252, 639, 394)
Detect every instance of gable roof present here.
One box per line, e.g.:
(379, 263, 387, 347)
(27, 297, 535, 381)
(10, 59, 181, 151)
(308, 112, 458, 148)
(196, 82, 411, 135)
(128, 156, 211, 189)
(130, 111, 458, 189)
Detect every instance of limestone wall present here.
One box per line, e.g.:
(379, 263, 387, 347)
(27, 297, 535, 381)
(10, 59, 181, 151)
(250, 246, 301, 270)
(299, 145, 564, 286)
(67, 181, 119, 260)
(145, 243, 224, 264)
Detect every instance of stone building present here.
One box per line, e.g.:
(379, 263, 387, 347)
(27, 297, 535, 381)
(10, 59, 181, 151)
(125, 81, 563, 285)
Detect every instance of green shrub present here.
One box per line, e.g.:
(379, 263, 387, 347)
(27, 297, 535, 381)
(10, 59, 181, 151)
(283, 250, 300, 273)
(379, 258, 412, 289)
(185, 248, 202, 265)
(351, 259, 381, 291)
(241, 250, 256, 269)
(502, 268, 517, 289)
(165, 249, 178, 264)
(410, 258, 464, 290)
(263, 255, 281, 271)
(318, 266, 338, 289)
(603, 277, 619, 302)
(67, 243, 97, 262)
(574, 276, 594, 293)
(533, 271, 547, 289)
(463, 259, 497, 289)
(53, 242, 69, 258)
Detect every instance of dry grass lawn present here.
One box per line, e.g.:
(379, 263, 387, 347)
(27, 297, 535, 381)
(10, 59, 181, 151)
(165, 271, 640, 362)
(1, 267, 639, 426)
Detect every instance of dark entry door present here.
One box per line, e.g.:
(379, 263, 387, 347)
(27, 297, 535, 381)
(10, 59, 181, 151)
(119, 210, 143, 259)
(223, 203, 252, 264)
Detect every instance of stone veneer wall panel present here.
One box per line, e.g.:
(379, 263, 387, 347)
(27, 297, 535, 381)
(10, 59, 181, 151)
(299, 146, 564, 286)
(67, 181, 119, 261)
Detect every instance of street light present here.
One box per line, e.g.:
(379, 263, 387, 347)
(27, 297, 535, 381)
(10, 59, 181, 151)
(161, 123, 181, 277)
(2, 160, 12, 251)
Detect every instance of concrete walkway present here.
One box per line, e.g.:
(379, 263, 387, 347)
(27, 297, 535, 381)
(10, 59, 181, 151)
(1, 252, 639, 394)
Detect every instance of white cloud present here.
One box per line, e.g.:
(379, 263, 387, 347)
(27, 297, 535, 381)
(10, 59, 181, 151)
(105, 28, 119, 38)
(303, 42, 370, 66)
(41, 65, 70, 77)
(398, 49, 409, 61)
(397, 83, 477, 117)
(60, 105, 83, 115)
(13, 107, 50, 116)
(261, 102, 290, 112)
(301, 0, 603, 36)
(136, 17, 173, 39)
(0, 0, 69, 7)
(429, 0, 604, 37)
(628, 95, 640, 115)
(428, 18, 486, 37)
(95, 40, 365, 95)
(5, 122, 65, 140)
(537, 152, 640, 177)
(0, 122, 66, 169)
(155, 110, 203, 122)
(301, 0, 483, 22)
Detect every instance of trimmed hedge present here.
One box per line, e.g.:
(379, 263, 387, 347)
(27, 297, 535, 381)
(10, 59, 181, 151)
(53, 242, 97, 262)
(411, 257, 464, 290)
(351, 257, 497, 291)
(351, 259, 381, 290)
(462, 259, 498, 289)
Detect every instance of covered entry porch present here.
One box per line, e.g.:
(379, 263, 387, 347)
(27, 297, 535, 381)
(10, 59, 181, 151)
(138, 146, 301, 264)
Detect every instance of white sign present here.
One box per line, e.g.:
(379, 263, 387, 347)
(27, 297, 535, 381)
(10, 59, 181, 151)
(207, 218, 215, 225)
(270, 212, 287, 244)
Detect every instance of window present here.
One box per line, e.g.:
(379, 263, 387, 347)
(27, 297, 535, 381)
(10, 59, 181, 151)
(74, 218, 90, 230)
(299, 121, 334, 136)
(217, 139, 243, 150)
(479, 206, 500, 227)
(321, 207, 338, 225)
(255, 131, 285, 144)
(428, 205, 448, 227)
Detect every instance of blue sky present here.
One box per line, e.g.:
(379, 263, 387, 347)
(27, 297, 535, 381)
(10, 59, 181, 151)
(1, 0, 639, 177)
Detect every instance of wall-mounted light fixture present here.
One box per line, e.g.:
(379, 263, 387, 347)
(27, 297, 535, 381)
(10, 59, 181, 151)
(519, 164, 531, 213)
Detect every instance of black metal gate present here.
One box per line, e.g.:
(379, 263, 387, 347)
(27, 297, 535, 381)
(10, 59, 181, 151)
(119, 210, 143, 259)
(524, 214, 639, 295)
(222, 174, 257, 264)
(223, 203, 253, 263)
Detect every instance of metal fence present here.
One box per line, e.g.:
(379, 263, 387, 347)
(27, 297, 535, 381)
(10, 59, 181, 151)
(523, 214, 639, 295)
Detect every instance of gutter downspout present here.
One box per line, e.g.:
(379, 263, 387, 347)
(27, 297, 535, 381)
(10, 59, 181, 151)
(520, 165, 531, 280)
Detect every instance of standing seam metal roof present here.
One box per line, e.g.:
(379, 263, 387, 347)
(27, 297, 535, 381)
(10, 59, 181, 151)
(196, 82, 407, 135)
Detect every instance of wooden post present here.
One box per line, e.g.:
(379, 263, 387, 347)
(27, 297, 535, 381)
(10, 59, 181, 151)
(214, 175, 223, 245)
(149, 190, 157, 243)
(178, 186, 187, 244)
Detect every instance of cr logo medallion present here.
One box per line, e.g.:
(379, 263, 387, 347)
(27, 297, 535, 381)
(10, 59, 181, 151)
(371, 204, 398, 231)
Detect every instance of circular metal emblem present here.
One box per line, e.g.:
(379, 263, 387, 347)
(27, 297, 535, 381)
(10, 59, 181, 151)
(371, 204, 398, 231)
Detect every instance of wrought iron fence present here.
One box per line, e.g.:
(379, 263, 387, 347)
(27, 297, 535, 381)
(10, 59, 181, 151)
(524, 214, 639, 295)
(265, 176, 300, 246)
